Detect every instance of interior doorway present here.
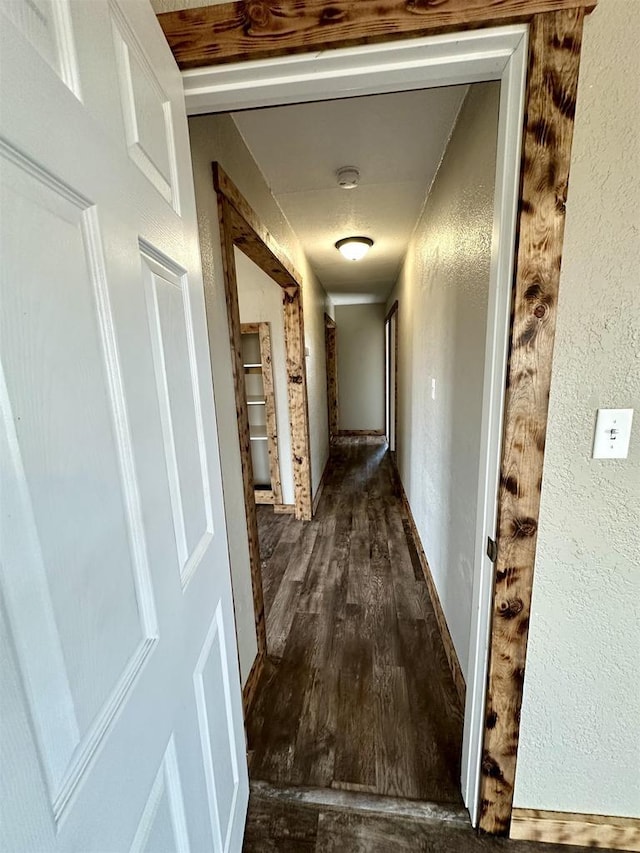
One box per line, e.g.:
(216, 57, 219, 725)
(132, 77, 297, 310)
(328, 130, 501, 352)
(324, 313, 338, 443)
(211, 163, 316, 712)
(193, 26, 529, 827)
(385, 301, 398, 455)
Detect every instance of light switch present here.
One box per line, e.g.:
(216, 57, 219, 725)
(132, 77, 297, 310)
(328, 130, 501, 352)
(431, 378, 436, 400)
(592, 408, 634, 459)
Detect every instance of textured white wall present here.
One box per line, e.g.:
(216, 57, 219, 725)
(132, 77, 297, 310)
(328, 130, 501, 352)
(188, 114, 331, 683)
(387, 82, 499, 680)
(235, 249, 295, 505)
(335, 303, 386, 432)
(513, 0, 640, 818)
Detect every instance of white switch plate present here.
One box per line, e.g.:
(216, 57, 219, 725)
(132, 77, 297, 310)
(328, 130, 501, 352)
(592, 408, 634, 459)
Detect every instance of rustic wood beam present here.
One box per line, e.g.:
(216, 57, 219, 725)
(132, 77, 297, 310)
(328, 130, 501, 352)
(212, 163, 302, 288)
(478, 8, 585, 834)
(158, 0, 595, 70)
(283, 287, 313, 521)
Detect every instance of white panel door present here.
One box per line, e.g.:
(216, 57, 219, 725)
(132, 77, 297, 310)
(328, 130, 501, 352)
(0, 1, 248, 850)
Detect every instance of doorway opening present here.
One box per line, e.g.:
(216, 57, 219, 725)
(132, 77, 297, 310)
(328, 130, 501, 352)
(324, 313, 338, 443)
(385, 301, 398, 456)
(194, 25, 529, 829)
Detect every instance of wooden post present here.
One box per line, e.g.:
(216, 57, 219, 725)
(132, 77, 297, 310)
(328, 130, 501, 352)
(478, 8, 584, 834)
(284, 287, 313, 521)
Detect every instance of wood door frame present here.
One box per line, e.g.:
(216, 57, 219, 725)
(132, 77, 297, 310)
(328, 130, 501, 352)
(213, 162, 313, 527)
(324, 313, 338, 442)
(163, 3, 594, 834)
(212, 162, 313, 705)
(240, 321, 283, 506)
(385, 301, 399, 455)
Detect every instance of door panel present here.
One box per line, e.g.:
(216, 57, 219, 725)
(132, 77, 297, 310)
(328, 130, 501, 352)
(141, 247, 213, 588)
(0, 1, 248, 850)
(130, 737, 190, 853)
(194, 605, 241, 853)
(111, 5, 178, 208)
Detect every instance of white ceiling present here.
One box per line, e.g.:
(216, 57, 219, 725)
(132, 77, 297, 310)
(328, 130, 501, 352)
(232, 87, 467, 304)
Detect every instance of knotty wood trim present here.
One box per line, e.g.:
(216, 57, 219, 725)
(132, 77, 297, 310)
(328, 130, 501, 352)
(158, 0, 595, 69)
(213, 162, 313, 523)
(324, 313, 338, 442)
(395, 471, 466, 706)
(213, 164, 302, 288)
(283, 287, 313, 520)
(478, 9, 585, 834)
(254, 490, 275, 504)
(273, 503, 296, 514)
(217, 196, 266, 659)
(510, 809, 640, 851)
(242, 651, 265, 718)
(338, 429, 386, 437)
(258, 321, 283, 505)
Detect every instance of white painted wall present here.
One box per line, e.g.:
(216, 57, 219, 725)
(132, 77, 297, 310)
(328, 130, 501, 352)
(335, 303, 386, 432)
(513, 0, 640, 819)
(387, 82, 500, 680)
(235, 248, 295, 505)
(188, 114, 331, 684)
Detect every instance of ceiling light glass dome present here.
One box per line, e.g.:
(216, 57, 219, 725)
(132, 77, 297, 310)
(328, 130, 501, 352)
(335, 236, 374, 261)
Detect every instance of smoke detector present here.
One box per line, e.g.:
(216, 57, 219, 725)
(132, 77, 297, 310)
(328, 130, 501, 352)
(336, 166, 360, 189)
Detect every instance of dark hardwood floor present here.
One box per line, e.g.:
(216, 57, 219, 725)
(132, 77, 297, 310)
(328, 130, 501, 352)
(242, 790, 613, 853)
(247, 438, 463, 803)
(244, 440, 619, 851)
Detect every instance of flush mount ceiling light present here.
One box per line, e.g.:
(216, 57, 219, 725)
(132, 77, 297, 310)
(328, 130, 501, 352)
(335, 236, 374, 261)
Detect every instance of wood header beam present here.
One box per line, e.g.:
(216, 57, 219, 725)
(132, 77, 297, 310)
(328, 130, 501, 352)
(158, 0, 596, 70)
(212, 162, 302, 289)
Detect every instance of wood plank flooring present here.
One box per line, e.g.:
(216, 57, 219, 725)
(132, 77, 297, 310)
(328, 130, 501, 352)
(247, 438, 463, 804)
(242, 789, 617, 853)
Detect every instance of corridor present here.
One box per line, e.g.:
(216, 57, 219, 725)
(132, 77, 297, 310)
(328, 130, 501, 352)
(242, 440, 611, 853)
(246, 438, 463, 802)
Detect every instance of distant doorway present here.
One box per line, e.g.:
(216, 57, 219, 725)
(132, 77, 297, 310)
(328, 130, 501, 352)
(324, 313, 338, 443)
(385, 301, 398, 454)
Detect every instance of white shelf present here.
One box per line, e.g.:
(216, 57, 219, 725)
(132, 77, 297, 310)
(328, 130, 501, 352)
(246, 396, 266, 406)
(243, 363, 262, 369)
(249, 425, 268, 441)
